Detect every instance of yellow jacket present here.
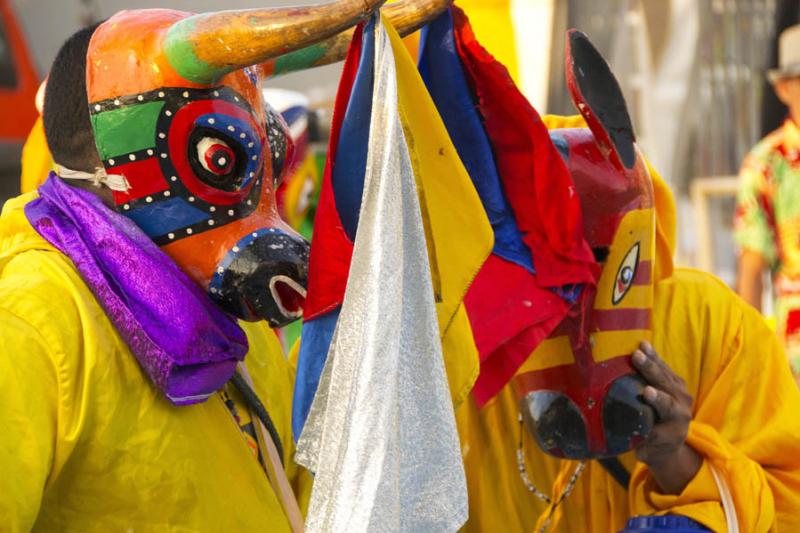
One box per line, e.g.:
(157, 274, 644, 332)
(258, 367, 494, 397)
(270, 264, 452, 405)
(0, 192, 309, 531)
(456, 117, 800, 532)
(19, 116, 52, 194)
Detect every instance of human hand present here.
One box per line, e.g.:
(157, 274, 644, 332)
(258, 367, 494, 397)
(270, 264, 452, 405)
(631, 341, 702, 494)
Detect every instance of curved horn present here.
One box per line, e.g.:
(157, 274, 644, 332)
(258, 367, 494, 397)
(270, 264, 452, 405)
(164, 0, 386, 84)
(268, 0, 453, 77)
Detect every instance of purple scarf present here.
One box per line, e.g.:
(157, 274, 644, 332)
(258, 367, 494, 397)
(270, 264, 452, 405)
(25, 174, 248, 405)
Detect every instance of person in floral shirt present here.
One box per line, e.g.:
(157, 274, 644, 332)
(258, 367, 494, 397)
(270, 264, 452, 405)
(735, 23, 800, 378)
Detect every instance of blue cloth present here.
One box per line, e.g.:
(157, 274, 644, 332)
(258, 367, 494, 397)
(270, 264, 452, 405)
(418, 9, 533, 273)
(332, 16, 375, 241)
(622, 515, 712, 532)
(418, 9, 582, 305)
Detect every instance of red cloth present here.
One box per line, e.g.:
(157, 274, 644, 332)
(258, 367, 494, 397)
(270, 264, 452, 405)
(465, 255, 571, 405)
(452, 7, 599, 403)
(301, 25, 363, 320)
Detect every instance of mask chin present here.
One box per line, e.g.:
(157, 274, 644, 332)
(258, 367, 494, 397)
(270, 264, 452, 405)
(209, 227, 309, 327)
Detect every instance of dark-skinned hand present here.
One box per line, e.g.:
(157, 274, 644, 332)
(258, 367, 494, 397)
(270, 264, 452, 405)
(631, 340, 702, 495)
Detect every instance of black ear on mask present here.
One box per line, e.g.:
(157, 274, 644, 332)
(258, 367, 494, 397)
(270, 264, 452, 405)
(565, 29, 636, 171)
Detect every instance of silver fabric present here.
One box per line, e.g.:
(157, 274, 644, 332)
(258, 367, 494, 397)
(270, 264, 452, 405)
(296, 17, 468, 533)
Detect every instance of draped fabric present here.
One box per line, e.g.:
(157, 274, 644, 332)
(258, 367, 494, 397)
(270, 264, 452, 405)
(24, 174, 247, 405)
(293, 12, 492, 438)
(292, 18, 370, 438)
(420, 7, 598, 404)
(295, 15, 470, 531)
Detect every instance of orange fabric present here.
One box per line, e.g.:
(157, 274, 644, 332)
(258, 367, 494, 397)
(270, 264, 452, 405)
(0, 0, 38, 142)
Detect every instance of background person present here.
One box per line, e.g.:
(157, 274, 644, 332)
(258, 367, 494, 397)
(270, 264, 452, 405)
(735, 23, 800, 379)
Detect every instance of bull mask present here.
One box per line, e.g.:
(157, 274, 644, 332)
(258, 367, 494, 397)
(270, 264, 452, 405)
(514, 30, 657, 459)
(85, 3, 389, 327)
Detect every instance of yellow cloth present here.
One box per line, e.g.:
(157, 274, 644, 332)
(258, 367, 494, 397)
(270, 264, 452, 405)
(20, 116, 53, 194)
(391, 21, 494, 406)
(281, 152, 320, 231)
(456, 117, 800, 532)
(457, 0, 520, 84)
(0, 192, 311, 531)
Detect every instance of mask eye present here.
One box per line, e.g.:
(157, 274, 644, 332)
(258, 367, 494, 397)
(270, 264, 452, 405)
(189, 128, 245, 191)
(612, 242, 639, 305)
(198, 137, 235, 176)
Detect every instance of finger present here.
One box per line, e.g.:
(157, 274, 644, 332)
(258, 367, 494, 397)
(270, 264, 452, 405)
(639, 341, 672, 375)
(632, 349, 673, 393)
(642, 385, 677, 421)
(640, 340, 657, 357)
(634, 345, 688, 398)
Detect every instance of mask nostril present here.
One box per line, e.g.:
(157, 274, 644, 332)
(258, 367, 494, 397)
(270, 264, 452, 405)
(209, 228, 309, 325)
(520, 391, 589, 459)
(602, 374, 655, 455)
(269, 275, 306, 319)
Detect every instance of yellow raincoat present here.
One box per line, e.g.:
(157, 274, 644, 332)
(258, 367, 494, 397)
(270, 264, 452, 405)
(19, 116, 52, 194)
(0, 192, 310, 531)
(456, 116, 800, 532)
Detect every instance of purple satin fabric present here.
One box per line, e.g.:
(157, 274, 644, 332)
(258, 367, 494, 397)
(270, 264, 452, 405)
(25, 174, 248, 405)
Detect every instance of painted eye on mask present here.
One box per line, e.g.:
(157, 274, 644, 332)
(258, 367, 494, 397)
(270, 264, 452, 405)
(198, 137, 235, 176)
(612, 242, 639, 305)
(189, 128, 245, 191)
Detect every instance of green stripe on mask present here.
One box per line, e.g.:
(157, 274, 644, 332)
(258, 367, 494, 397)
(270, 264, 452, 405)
(91, 101, 165, 159)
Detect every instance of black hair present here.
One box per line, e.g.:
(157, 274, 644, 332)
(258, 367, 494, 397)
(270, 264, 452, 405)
(43, 23, 103, 172)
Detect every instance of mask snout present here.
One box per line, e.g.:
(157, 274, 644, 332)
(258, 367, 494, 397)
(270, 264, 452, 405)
(210, 227, 309, 326)
(520, 390, 589, 459)
(602, 374, 655, 456)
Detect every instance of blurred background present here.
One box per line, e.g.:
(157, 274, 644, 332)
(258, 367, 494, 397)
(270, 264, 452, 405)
(0, 0, 795, 294)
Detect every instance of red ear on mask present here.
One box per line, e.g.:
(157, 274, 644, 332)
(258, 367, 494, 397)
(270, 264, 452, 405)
(565, 29, 637, 172)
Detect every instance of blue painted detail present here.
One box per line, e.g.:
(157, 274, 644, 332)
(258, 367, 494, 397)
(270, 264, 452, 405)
(197, 113, 262, 188)
(208, 227, 278, 294)
(332, 15, 376, 241)
(280, 105, 307, 128)
(292, 307, 341, 439)
(418, 10, 534, 273)
(243, 66, 259, 87)
(550, 132, 571, 162)
(123, 197, 209, 238)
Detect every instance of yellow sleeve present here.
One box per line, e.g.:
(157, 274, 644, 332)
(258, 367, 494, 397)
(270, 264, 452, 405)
(20, 116, 53, 194)
(541, 114, 587, 129)
(0, 308, 59, 532)
(629, 294, 800, 531)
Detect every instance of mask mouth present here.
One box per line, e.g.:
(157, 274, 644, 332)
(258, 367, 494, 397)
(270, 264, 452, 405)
(209, 227, 309, 326)
(269, 275, 306, 319)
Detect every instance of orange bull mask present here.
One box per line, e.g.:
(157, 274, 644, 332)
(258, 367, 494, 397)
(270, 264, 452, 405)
(513, 30, 656, 459)
(83, 5, 387, 326)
